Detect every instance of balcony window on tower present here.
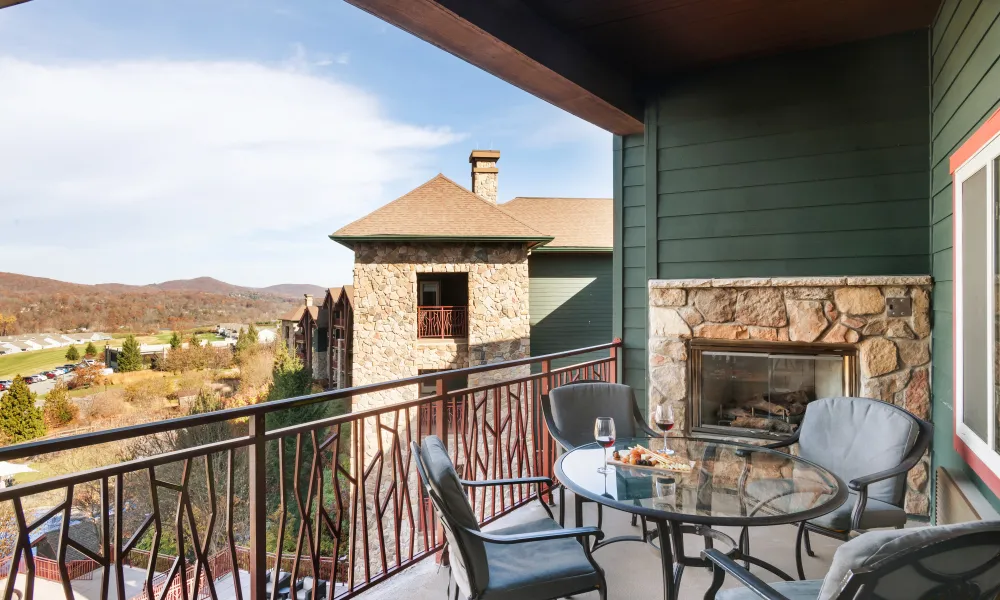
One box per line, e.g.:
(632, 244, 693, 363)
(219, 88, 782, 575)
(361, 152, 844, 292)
(417, 273, 468, 338)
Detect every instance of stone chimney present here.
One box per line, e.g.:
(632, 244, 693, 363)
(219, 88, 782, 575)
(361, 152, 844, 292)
(469, 150, 500, 204)
(304, 294, 314, 307)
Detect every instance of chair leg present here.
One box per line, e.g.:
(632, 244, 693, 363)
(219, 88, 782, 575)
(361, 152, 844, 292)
(597, 503, 603, 532)
(803, 528, 816, 558)
(631, 513, 638, 527)
(794, 522, 807, 580)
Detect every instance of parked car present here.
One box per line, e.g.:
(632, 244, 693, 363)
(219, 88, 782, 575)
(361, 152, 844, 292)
(83, 359, 96, 366)
(0, 380, 11, 391)
(45, 371, 57, 379)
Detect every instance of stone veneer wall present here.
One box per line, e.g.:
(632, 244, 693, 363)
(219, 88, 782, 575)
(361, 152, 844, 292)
(648, 276, 932, 515)
(351, 242, 531, 411)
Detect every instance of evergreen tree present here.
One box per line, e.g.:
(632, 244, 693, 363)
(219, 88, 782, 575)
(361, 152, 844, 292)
(234, 328, 254, 361)
(84, 341, 98, 358)
(169, 331, 182, 350)
(0, 376, 46, 443)
(116, 334, 143, 372)
(65, 344, 80, 361)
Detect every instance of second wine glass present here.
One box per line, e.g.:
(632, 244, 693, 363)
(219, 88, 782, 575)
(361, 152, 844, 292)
(654, 404, 675, 452)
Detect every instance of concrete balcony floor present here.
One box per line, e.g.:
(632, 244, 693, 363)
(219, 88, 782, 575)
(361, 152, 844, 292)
(360, 490, 846, 600)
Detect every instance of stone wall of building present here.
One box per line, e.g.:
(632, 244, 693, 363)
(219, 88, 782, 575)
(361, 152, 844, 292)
(351, 242, 531, 411)
(648, 276, 933, 515)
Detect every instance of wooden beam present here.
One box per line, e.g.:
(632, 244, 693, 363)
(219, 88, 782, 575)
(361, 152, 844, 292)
(0, 0, 32, 8)
(345, 0, 644, 135)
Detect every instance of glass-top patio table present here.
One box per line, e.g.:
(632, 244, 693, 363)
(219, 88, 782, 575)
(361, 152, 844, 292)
(555, 436, 847, 600)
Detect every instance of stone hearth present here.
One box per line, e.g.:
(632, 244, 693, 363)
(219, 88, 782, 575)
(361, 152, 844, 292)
(648, 276, 932, 515)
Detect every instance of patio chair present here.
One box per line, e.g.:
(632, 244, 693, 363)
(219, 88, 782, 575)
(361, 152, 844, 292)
(543, 381, 660, 526)
(743, 397, 932, 579)
(702, 520, 1000, 599)
(412, 435, 608, 600)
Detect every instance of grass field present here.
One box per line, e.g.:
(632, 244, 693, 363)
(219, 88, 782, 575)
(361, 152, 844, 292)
(0, 330, 226, 379)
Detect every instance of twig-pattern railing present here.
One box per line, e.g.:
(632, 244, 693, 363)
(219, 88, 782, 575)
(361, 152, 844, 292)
(0, 340, 619, 600)
(417, 306, 468, 338)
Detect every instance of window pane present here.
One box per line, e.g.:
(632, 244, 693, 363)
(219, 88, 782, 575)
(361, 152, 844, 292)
(963, 166, 989, 441)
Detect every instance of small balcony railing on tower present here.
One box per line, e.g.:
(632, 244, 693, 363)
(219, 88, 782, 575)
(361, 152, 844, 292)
(417, 305, 468, 338)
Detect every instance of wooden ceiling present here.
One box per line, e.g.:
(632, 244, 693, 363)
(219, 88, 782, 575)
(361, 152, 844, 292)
(530, 0, 941, 78)
(348, 0, 940, 134)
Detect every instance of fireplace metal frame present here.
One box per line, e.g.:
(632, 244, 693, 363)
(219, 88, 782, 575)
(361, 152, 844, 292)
(688, 339, 859, 440)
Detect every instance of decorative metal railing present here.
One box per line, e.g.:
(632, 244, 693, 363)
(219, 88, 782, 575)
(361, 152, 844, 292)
(0, 340, 619, 600)
(417, 306, 468, 338)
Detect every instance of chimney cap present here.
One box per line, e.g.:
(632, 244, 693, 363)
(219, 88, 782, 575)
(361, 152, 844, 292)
(469, 150, 500, 162)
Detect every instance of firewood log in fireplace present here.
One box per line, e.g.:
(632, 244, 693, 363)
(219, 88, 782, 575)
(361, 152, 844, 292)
(730, 416, 797, 434)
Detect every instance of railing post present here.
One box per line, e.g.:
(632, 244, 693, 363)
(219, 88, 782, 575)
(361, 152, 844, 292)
(248, 413, 267, 600)
(609, 338, 620, 383)
(539, 360, 554, 504)
(434, 376, 448, 565)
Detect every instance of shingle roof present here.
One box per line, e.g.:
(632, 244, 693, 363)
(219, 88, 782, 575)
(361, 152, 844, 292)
(500, 197, 612, 250)
(343, 285, 354, 307)
(279, 306, 305, 322)
(330, 174, 552, 247)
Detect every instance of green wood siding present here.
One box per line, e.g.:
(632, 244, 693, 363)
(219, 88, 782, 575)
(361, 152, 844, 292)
(931, 0, 1000, 514)
(529, 253, 612, 370)
(615, 31, 930, 416)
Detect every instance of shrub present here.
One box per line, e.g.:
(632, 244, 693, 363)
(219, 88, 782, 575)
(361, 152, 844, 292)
(188, 388, 225, 416)
(122, 377, 171, 409)
(0, 376, 46, 442)
(87, 390, 129, 420)
(43, 383, 79, 427)
(69, 364, 109, 390)
(84, 341, 98, 358)
(65, 344, 80, 361)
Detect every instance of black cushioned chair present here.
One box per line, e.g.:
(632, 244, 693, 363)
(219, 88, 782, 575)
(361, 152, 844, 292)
(743, 397, 932, 580)
(412, 436, 608, 600)
(703, 520, 1000, 599)
(543, 381, 660, 526)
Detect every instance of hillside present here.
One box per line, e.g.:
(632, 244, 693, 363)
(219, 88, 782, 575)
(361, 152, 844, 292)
(0, 272, 327, 334)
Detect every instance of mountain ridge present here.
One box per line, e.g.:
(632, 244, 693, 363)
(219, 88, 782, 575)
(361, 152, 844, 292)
(1, 272, 326, 299)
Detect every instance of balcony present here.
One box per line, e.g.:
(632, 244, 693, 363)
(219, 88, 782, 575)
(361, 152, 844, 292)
(0, 342, 618, 600)
(416, 306, 468, 339)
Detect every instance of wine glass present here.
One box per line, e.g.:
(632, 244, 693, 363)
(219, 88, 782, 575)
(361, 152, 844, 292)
(654, 404, 675, 453)
(594, 417, 616, 474)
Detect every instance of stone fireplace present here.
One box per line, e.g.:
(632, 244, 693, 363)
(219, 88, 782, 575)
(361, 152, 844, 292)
(648, 276, 932, 514)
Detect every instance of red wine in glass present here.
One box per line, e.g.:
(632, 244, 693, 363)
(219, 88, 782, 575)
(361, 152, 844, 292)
(594, 417, 616, 473)
(654, 405, 675, 453)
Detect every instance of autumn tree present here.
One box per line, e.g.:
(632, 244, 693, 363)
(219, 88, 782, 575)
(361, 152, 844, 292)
(43, 382, 79, 427)
(169, 331, 182, 350)
(0, 376, 46, 443)
(116, 334, 143, 372)
(65, 344, 80, 361)
(84, 341, 98, 358)
(0, 313, 15, 335)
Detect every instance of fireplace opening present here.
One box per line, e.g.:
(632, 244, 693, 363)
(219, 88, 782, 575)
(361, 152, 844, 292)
(689, 340, 858, 439)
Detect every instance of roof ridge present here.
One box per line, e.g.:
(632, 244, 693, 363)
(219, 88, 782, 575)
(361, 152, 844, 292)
(332, 174, 451, 236)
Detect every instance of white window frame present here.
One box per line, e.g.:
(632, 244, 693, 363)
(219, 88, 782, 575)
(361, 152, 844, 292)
(419, 280, 441, 306)
(954, 128, 1000, 476)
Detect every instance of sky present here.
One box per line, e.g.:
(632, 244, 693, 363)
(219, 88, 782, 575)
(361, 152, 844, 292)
(0, 0, 612, 288)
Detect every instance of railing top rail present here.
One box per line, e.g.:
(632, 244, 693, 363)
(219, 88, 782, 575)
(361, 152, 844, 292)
(0, 340, 620, 463)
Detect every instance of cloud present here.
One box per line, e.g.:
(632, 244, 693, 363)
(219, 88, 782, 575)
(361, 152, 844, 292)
(0, 56, 463, 286)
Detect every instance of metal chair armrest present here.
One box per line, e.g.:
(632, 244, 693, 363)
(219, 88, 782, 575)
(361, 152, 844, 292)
(461, 476, 554, 488)
(735, 430, 800, 457)
(702, 549, 792, 600)
(469, 525, 604, 545)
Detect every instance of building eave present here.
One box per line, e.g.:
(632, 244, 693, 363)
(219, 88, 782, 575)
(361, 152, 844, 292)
(329, 234, 554, 250)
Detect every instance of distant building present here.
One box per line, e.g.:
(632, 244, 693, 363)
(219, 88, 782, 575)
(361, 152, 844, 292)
(278, 295, 319, 366)
(104, 344, 170, 371)
(0, 332, 111, 354)
(316, 286, 354, 388)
